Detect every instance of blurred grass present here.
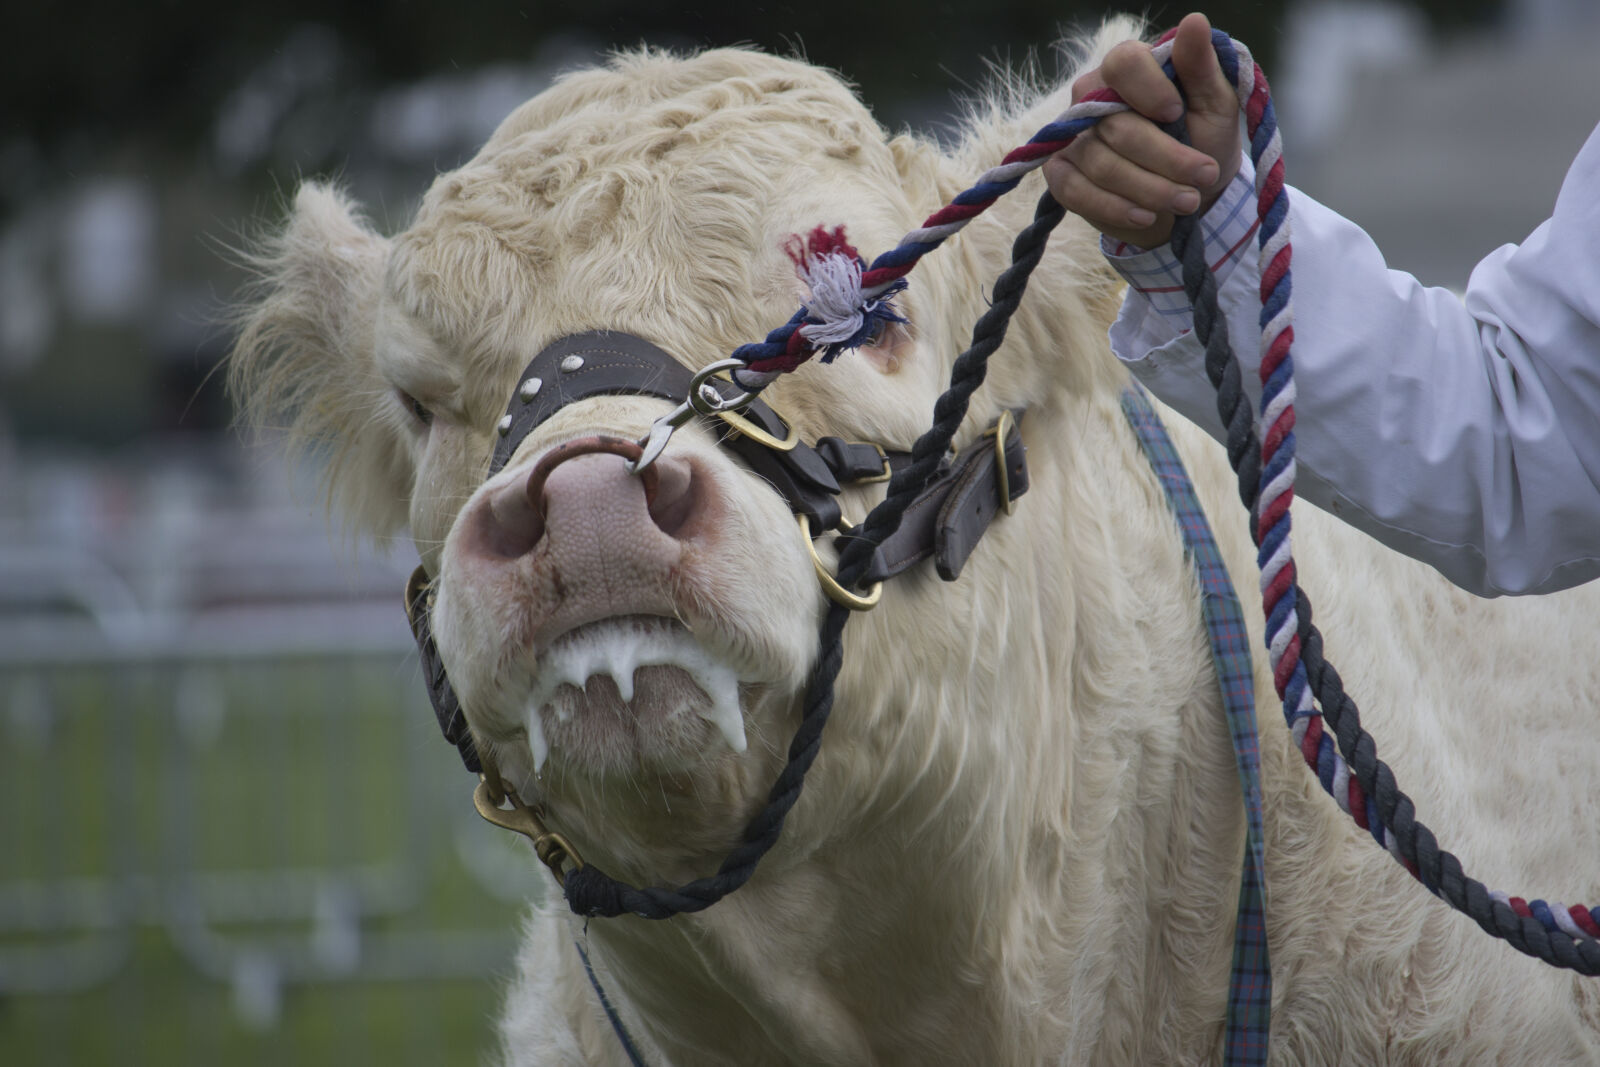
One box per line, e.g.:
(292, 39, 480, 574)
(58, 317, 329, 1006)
(0, 654, 545, 1066)
(4, 947, 500, 1066)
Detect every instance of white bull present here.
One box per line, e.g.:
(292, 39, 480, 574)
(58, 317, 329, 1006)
(229, 19, 1600, 1065)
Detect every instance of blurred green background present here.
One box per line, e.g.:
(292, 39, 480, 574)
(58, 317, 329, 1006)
(4, 0, 1589, 1063)
(2, 656, 545, 1066)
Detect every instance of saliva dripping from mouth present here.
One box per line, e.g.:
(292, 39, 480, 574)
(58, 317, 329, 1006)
(523, 617, 747, 773)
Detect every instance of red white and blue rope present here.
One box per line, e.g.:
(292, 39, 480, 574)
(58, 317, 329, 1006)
(735, 27, 1600, 956)
(726, 35, 1217, 390)
(1200, 35, 1600, 947)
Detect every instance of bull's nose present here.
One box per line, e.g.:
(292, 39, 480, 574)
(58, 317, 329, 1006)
(468, 435, 696, 562)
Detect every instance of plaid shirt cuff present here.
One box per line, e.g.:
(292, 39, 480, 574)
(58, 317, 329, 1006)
(1101, 160, 1259, 323)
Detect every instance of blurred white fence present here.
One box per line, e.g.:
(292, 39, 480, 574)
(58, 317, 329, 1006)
(0, 497, 541, 1028)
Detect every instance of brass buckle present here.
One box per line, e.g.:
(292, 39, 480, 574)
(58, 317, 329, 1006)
(982, 410, 1017, 516)
(797, 513, 882, 611)
(716, 407, 800, 452)
(403, 565, 431, 631)
(710, 371, 800, 452)
(855, 442, 891, 484)
(473, 775, 585, 886)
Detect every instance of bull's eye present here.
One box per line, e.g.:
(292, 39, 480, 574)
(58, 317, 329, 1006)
(861, 315, 889, 348)
(398, 389, 434, 427)
(862, 312, 906, 351)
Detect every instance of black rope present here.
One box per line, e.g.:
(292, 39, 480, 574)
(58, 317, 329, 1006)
(562, 190, 1067, 917)
(837, 193, 1066, 587)
(563, 603, 848, 917)
(1167, 149, 1600, 975)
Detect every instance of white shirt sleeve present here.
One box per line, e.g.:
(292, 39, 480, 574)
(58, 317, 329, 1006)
(1103, 122, 1600, 597)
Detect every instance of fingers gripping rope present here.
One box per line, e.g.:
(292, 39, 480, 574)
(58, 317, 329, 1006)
(722, 31, 1259, 395)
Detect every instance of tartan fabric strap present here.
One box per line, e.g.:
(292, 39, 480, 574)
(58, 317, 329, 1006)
(576, 939, 651, 1067)
(1120, 385, 1272, 1064)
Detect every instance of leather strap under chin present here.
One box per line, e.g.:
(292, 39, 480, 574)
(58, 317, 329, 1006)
(406, 329, 1030, 773)
(405, 565, 481, 772)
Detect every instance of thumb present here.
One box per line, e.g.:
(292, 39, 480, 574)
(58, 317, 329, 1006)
(1170, 13, 1236, 120)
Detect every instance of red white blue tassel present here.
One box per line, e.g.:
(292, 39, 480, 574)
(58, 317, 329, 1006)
(785, 225, 907, 363)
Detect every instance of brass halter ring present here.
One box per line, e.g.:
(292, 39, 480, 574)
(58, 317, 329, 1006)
(982, 408, 1017, 515)
(797, 513, 883, 611)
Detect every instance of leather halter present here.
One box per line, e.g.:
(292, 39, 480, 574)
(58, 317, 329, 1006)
(404, 329, 1030, 774)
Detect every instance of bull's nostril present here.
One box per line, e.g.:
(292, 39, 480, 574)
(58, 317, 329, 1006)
(645, 454, 696, 537)
(468, 434, 699, 566)
(479, 470, 546, 559)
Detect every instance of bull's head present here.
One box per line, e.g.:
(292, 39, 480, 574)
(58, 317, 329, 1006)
(229, 46, 1126, 898)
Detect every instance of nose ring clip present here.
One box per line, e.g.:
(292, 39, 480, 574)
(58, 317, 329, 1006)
(630, 359, 759, 473)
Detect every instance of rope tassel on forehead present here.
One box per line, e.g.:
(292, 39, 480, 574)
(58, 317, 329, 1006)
(785, 225, 907, 356)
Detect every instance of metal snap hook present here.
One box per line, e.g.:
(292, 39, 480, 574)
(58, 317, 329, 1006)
(629, 359, 760, 473)
(473, 778, 585, 886)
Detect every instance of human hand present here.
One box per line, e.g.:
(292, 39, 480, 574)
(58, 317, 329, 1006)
(1043, 13, 1243, 249)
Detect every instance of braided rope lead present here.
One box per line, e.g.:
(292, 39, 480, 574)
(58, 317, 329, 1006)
(1167, 29, 1600, 973)
(575, 25, 1600, 972)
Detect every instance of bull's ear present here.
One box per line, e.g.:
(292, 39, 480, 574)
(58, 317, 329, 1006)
(228, 182, 407, 537)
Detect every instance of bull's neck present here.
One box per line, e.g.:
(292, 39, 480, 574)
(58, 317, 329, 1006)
(576, 390, 1255, 1061)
